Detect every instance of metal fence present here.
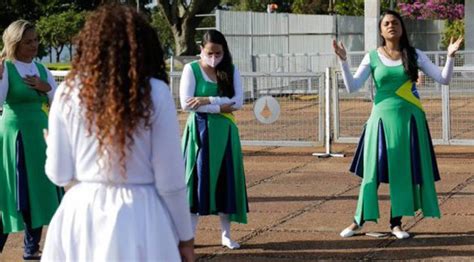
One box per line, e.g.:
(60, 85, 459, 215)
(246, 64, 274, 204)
(332, 67, 474, 146)
(49, 57, 474, 147)
(51, 70, 325, 147)
(252, 50, 474, 73)
(217, 10, 446, 72)
(170, 71, 325, 147)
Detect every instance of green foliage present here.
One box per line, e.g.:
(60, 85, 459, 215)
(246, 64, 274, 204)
(36, 10, 86, 62)
(292, 0, 329, 14)
(333, 0, 394, 16)
(151, 7, 174, 56)
(45, 63, 71, 70)
(333, 0, 365, 16)
(225, 0, 267, 12)
(0, 0, 101, 61)
(442, 20, 464, 50)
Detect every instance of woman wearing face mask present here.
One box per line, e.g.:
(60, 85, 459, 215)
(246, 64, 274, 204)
(180, 29, 248, 249)
(333, 10, 462, 239)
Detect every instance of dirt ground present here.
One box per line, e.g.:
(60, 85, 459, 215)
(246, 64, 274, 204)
(1, 144, 473, 261)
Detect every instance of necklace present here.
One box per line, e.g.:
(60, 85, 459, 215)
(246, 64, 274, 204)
(383, 46, 400, 60)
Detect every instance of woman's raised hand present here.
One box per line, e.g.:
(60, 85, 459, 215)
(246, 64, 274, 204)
(447, 36, 463, 57)
(332, 39, 347, 61)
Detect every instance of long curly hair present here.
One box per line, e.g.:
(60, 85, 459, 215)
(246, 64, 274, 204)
(66, 4, 168, 176)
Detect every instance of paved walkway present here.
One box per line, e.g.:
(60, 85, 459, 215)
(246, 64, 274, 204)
(194, 144, 474, 261)
(1, 144, 473, 261)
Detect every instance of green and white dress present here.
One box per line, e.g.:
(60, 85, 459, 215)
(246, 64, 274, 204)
(180, 61, 248, 224)
(0, 60, 62, 233)
(340, 49, 454, 224)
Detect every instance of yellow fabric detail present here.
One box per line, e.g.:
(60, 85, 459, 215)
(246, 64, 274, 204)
(395, 80, 424, 111)
(41, 102, 50, 116)
(220, 113, 236, 124)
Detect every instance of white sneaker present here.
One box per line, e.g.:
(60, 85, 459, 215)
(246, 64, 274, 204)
(340, 225, 362, 238)
(222, 237, 240, 249)
(391, 227, 410, 239)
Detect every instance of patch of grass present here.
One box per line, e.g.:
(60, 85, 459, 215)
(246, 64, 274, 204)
(45, 63, 71, 71)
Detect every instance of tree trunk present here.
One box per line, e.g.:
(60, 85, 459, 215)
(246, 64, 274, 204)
(172, 20, 199, 56)
(158, 0, 220, 56)
(68, 44, 73, 61)
(55, 45, 64, 63)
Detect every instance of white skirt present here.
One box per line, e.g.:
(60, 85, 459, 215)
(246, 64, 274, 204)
(41, 182, 181, 262)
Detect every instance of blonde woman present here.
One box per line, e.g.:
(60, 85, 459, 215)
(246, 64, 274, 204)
(0, 20, 61, 260)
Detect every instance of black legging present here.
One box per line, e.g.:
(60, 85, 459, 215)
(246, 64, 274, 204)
(0, 213, 42, 255)
(356, 212, 402, 229)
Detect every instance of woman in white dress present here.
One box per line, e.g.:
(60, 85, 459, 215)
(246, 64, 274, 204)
(41, 5, 194, 261)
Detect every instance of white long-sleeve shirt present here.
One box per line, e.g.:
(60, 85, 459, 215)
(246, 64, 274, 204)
(179, 62, 243, 113)
(0, 60, 57, 104)
(340, 49, 454, 93)
(45, 78, 193, 241)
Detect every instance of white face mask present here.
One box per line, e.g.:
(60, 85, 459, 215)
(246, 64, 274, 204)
(200, 51, 223, 68)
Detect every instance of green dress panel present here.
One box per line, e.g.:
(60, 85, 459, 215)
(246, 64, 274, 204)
(354, 50, 441, 224)
(0, 61, 62, 233)
(182, 61, 248, 224)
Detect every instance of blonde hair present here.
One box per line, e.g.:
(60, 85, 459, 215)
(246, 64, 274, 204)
(1, 20, 35, 60)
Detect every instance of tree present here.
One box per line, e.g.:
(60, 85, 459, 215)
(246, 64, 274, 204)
(333, 0, 398, 16)
(151, 7, 175, 56)
(398, 0, 464, 21)
(0, 0, 101, 60)
(333, 0, 365, 16)
(222, 0, 267, 12)
(158, 0, 220, 56)
(442, 19, 464, 49)
(36, 10, 86, 62)
(398, 0, 464, 51)
(292, 0, 329, 14)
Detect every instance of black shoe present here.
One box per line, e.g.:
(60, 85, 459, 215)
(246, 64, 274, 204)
(23, 250, 41, 260)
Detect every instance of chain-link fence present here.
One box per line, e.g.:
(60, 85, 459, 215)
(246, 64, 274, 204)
(171, 72, 325, 146)
(333, 67, 474, 146)
(49, 56, 474, 147)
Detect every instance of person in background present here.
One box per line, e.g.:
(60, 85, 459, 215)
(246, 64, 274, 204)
(180, 29, 248, 249)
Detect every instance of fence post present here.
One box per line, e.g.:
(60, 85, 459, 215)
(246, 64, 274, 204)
(169, 56, 175, 98)
(332, 66, 340, 141)
(251, 55, 257, 100)
(435, 54, 442, 92)
(216, 10, 221, 31)
(313, 67, 345, 158)
(318, 74, 324, 143)
(442, 84, 451, 144)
